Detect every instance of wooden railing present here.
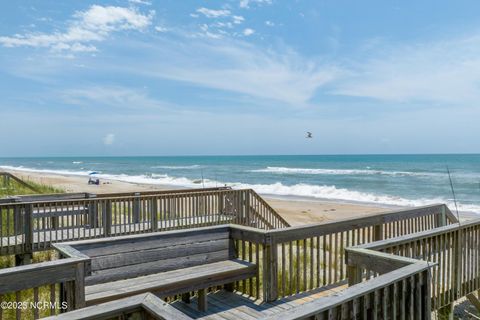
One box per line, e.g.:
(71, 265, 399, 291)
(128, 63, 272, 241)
(230, 204, 454, 302)
(0, 254, 88, 319)
(0, 189, 289, 256)
(42, 293, 192, 320)
(349, 217, 480, 313)
(0, 172, 40, 193)
(265, 251, 433, 319)
(259, 205, 457, 319)
(0, 187, 230, 204)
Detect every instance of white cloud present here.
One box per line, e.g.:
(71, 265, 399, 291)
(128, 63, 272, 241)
(0, 5, 154, 52)
(103, 133, 115, 145)
(52, 43, 98, 52)
(198, 24, 223, 39)
(128, 0, 152, 5)
(121, 39, 338, 107)
(155, 26, 168, 33)
(196, 8, 231, 18)
(332, 33, 480, 105)
(265, 20, 274, 27)
(243, 28, 255, 36)
(193, 9, 244, 38)
(239, 0, 273, 9)
(61, 86, 171, 110)
(233, 16, 245, 24)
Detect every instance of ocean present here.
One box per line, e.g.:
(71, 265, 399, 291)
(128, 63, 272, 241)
(1, 154, 479, 214)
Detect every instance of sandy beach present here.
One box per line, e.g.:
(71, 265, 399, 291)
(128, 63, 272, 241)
(6, 169, 394, 226)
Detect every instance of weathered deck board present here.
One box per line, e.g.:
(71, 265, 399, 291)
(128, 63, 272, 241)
(170, 285, 348, 319)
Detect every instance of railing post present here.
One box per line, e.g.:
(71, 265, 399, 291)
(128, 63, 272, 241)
(133, 193, 141, 223)
(62, 281, 73, 312)
(14, 206, 22, 235)
(438, 205, 447, 227)
(347, 264, 362, 286)
(345, 250, 363, 286)
(63, 268, 85, 313)
(102, 200, 112, 236)
(87, 194, 98, 228)
(151, 197, 158, 232)
(231, 191, 238, 224)
(242, 190, 248, 225)
(263, 234, 278, 302)
(74, 262, 86, 309)
(454, 228, 462, 300)
(245, 190, 250, 226)
(218, 192, 224, 215)
(23, 204, 33, 264)
(15, 204, 33, 265)
(422, 269, 432, 320)
(373, 224, 384, 241)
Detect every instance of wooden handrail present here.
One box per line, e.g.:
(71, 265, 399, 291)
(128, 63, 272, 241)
(354, 217, 475, 252)
(350, 217, 480, 311)
(0, 256, 88, 313)
(42, 293, 193, 320)
(262, 261, 432, 319)
(267, 204, 450, 243)
(0, 172, 40, 193)
(0, 257, 88, 294)
(248, 189, 290, 228)
(0, 187, 231, 204)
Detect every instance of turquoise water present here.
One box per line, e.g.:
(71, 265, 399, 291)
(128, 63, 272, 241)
(1, 155, 479, 213)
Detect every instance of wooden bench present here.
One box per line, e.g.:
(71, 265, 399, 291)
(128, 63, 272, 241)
(54, 225, 256, 311)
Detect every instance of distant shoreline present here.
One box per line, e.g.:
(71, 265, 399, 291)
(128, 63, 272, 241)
(2, 154, 479, 215)
(4, 168, 477, 225)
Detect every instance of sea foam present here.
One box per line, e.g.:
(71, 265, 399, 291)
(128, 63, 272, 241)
(2, 165, 479, 214)
(251, 166, 440, 177)
(151, 165, 201, 169)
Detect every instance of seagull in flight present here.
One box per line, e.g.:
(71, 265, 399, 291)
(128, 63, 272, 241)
(306, 132, 313, 138)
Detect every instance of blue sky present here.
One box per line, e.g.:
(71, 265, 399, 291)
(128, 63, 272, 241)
(1, 1, 479, 156)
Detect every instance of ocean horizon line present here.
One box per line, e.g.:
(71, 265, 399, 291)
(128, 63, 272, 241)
(1, 152, 480, 159)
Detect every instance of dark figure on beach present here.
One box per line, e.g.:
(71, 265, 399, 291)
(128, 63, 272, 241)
(306, 132, 313, 138)
(88, 177, 100, 185)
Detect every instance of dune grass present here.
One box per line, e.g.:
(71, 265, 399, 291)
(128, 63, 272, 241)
(0, 176, 63, 198)
(1, 177, 64, 319)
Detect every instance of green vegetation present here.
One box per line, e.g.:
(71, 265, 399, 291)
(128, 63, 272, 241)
(1, 176, 64, 319)
(1, 175, 64, 236)
(0, 175, 63, 198)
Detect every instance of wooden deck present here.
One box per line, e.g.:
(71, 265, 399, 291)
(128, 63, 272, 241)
(171, 285, 348, 319)
(0, 202, 462, 320)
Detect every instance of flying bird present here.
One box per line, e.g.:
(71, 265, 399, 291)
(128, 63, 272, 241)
(306, 132, 313, 138)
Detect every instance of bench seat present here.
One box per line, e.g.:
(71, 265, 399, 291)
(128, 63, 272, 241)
(85, 259, 256, 306)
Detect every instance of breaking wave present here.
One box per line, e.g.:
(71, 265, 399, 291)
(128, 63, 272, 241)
(251, 166, 440, 177)
(2, 165, 479, 214)
(151, 165, 201, 169)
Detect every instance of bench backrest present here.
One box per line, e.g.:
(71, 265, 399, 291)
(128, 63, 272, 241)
(72, 226, 234, 285)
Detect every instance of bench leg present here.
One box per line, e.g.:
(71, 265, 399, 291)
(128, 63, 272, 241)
(198, 289, 207, 312)
(181, 292, 190, 304)
(224, 283, 234, 292)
